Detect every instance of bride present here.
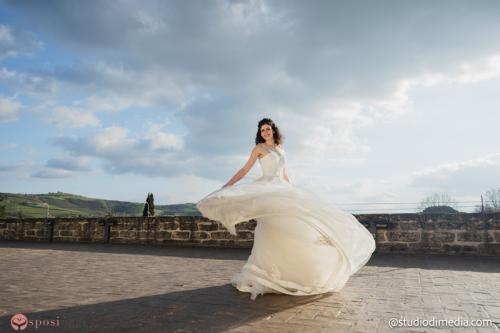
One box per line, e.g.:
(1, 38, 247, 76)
(197, 118, 376, 301)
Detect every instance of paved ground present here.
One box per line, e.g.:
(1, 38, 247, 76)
(0, 241, 499, 333)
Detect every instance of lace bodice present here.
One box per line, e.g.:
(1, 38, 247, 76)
(256, 143, 286, 182)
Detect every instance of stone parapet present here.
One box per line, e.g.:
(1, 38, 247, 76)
(1, 213, 499, 255)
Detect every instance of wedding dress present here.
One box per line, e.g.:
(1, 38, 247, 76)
(196, 143, 376, 300)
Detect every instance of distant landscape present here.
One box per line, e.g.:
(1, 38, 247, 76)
(0, 192, 201, 218)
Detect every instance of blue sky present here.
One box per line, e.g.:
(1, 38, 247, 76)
(1, 0, 500, 212)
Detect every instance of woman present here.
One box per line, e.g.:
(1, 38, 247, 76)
(197, 118, 376, 301)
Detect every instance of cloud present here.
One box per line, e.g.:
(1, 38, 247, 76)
(89, 126, 133, 155)
(4, 1, 500, 146)
(409, 153, 500, 181)
(0, 160, 38, 179)
(3, 0, 500, 200)
(0, 154, 92, 179)
(48, 62, 195, 108)
(456, 54, 500, 84)
(0, 67, 59, 95)
(24, 155, 95, 179)
(31, 168, 74, 179)
(393, 52, 500, 97)
(50, 125, 191, 177)
(0, 143, 17, 149)
(51, 126, 133, 158)
(407, 153, 500, 194)
(0, 164, 18, 172)
(0, 95, 21, 122)
(8, 1, 500, 97)
(0, 24, 42, 60)
(45, 106, 100, 128)
(140, 122, 184, 151)
(45, 155, 92, 172)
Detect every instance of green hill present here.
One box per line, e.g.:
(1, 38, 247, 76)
(0, 192, 201, 218)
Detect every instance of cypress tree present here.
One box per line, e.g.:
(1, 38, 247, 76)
(148, 193, 155, 216)
(0, 196, 4, 219)
(142, 193, 150, 217)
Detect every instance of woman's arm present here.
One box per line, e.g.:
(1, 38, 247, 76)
(283, 167, 290, 183)
(222, 146, 260, 188)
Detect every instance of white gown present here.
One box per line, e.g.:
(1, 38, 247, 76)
(196, 143, 376, 301)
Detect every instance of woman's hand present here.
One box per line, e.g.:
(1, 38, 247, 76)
(283, 167, 290, 183)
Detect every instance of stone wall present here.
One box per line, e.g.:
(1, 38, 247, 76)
(0, 216, 255, 248)
(1, 213, 499, 256)
(356, 213, 500, 256)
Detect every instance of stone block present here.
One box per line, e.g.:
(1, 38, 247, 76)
(200, 239, 219, 246)
(376, 230, 387, 242)
(210, 231, 232, 239)
(471, 220, 490, 230)
(171, 231, 190, 240)
(376, 243, 409, 252)
(422, 231, 455, 243)
(59, 230, 73, 237)
(237, 220, 257, 230)
(408, 242, 442, 252)
(198, 222, 219, 231)
(156, 230, 172, 240)
(478, 243, 500, 256)
(234, 240, 254, 248)
(236, 231, 254, 240)
(386, 231, 420, 242)
(193, 231, 209, 239)
(398, 221, 420, 231)
(158, 221, 179, 230)
(442, 244, 478, 255)
(218, 239, 236, 247)
(383, 221, 400, 231)
(456, 231, 493, 242)
(178, 221, 195, 230)
(119, 230, 136, 238)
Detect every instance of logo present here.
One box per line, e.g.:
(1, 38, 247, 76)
(10, 313, 28, 331)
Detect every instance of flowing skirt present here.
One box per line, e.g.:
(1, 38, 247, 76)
(196, 177, 376, 300)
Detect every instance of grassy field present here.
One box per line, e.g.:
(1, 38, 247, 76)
(0, 192, 201, 218)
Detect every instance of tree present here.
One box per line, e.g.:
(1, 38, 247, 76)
(148, 192, 155, 216)
(418, 193, 459, 213)
(0, 196, 4, 219)
(142, 192, 155, 217)
(142, 195, 149, 217)
(483, 188, 500, 213)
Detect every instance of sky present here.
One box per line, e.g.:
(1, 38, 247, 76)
(1, 0, 500, 213)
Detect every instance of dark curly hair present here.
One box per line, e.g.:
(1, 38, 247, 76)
(255, 118, 284, 146)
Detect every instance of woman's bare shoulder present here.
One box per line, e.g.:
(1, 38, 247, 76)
(255, 143, 265, 149)
(254, 143, 267, 155)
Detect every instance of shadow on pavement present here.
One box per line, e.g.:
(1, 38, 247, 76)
(367, 252, 500, 273)
(0, 283, 336, 333)
(0, 240, 251, 261)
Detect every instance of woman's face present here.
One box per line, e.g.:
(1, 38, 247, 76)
(260, 124, 273, 140)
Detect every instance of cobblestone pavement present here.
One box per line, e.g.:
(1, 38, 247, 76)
(1, 241, 499, 333)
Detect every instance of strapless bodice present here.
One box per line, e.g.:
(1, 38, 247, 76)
(256, 144, 286, 182)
